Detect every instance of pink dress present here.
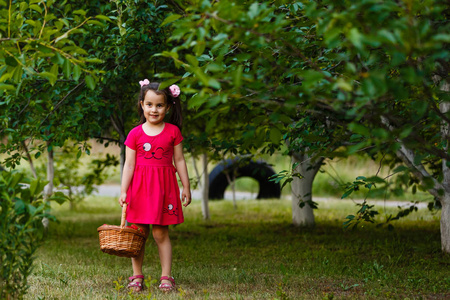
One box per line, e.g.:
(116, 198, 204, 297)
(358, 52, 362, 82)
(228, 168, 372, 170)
(124, 123, 184, 225)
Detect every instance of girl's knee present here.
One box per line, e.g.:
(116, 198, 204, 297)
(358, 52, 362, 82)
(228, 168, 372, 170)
(134, 224, 150, 239)
(152, 225, 169, 243)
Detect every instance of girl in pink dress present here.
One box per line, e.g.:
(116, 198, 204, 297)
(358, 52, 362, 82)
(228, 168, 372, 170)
(118, 80, 191, 293)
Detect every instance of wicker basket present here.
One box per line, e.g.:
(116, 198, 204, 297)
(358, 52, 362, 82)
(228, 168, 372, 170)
(97, 203, 146, 258)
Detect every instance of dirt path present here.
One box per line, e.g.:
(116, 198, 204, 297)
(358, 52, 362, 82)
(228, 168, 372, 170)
(93, 185, 429, 208)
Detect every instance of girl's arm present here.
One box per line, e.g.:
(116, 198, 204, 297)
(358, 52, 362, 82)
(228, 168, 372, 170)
(118, 146, 136, 207)
(173, 143, 191, 207)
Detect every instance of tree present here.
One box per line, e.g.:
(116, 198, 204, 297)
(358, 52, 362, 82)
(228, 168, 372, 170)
(76, 0, 189, 178)
(160, 0, 342, 225)
(0, 0, 108, 197)
(0, 0, 180, 192)
(161, 0, 450, 251)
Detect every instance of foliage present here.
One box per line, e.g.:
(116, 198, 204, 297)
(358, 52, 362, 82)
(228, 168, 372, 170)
(0, 170, 65, 299)
(81, 0, 184, 147)
(162, 0, 449, 233)
(0, 0, 108, 168)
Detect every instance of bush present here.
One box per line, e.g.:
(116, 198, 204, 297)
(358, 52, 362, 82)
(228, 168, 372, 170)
(0, 171, 63, 299)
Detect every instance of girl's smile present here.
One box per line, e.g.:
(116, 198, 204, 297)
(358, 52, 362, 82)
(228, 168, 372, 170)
(141, 90, 168, 126)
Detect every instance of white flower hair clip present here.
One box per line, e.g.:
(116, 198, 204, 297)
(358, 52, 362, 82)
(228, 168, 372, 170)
(139, 79, 150, 87)
(169, 84, 180, 97)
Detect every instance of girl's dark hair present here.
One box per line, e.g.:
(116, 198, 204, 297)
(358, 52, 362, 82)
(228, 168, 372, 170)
(137, 82, 182, 130)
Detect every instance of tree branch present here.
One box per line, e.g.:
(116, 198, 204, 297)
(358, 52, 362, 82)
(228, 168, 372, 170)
(93, 136, 120, 144)
(382, 116, 445, 198)
(39, 81, 85, 127)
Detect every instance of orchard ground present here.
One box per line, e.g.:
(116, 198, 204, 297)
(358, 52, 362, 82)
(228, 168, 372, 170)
(25, 195, 448, 300)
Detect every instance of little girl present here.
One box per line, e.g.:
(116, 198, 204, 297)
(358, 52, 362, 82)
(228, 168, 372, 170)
(118, 80, 191, 292)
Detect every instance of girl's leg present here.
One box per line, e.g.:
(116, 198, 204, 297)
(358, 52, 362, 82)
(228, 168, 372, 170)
(130, 223, 150, 291)
(152, 225, 173, 286)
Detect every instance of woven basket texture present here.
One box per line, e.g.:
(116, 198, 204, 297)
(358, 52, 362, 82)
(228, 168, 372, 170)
(97, 204, 146, 258)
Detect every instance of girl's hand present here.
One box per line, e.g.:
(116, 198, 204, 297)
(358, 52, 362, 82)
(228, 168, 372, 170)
(118, 192, 127, 207)
(181, 189, 191, 207)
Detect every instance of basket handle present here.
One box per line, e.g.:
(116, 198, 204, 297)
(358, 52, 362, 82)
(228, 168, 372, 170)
(120, 203, 127, 229)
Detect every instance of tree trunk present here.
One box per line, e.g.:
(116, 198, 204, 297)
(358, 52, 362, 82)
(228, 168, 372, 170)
(22, 141, 37, 178)
(45, 142, 54, 198)
(291, 152, 323, 227)
(439, 80, 450, 252)
(110, 115, 126, 178)
(42, 141, 54, 229)
(441, 199, 450, 252)
(192, 156, 201, 187)
(201, 153, 210, 220)
(231, 170, 237, 209)
(119, 141, 126, 180)
(224, 169, 237, 209)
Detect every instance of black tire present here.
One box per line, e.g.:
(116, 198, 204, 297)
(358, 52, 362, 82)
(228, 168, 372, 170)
(208, 159, 281, 200)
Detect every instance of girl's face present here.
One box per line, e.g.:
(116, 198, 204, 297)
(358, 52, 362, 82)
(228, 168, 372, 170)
(141, 90, 168, 126)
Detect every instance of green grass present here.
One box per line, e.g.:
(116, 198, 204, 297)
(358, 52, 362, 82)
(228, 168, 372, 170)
(25, 196, 449, 300)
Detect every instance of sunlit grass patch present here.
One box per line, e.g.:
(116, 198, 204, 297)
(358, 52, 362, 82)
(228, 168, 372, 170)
(25, 196, 448, 299)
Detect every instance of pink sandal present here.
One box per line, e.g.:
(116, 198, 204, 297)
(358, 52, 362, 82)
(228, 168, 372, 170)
(128, 275, 145, 292)
(159, 276, 175, 292)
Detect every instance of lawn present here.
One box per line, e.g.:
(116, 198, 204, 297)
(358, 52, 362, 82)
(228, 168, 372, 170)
(24, 196, 449, 300)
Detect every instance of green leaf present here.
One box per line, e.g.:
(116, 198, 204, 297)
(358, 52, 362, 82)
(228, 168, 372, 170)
(341, 190, 353, 199)
(160, 14, 182, 27)
(189, 67, 208, 86)
(73, 9, 86, 16)
(378, 29, 396, 44)
(233, 65, 243, 88)
(119, 25, 126, 36)
(12, 66, 23, 83)
(29, 4, 43, 14)
(20, 2, 28, 11)
(49, 64, 58, 85)
(185, 54, 199, 67)
(95, 15, 112, 22)
(432, 34, 450, 42)
(393, 165, 408, 173)
(159, 78, 179, 90)
(48, 192, 69, 205)
(87, 20, 105, 27)
(0, 83, 16, 91)
(85, 75, 95, 90)
(348, 123, 370, 136)
(188, 93, 208, 109)
(5, 56, 18, 67)
(336, 78, 352, 92)
(208, 78, 221, 89)
(194, 41, 206, 57)
(14, 199, 26, 213)
(84, 58, 104, 64)
(29, 178, 38, 196)
(63, 59, 71, 79)
(366, 176, 385, 184)
(347, 28, 364, 50)
(159, 51, 179, 60)
(280, 178, 293, 189)
(269, 127, 282, 145)
(73, 64, 81, 81)
(206, 63, 223, 72)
